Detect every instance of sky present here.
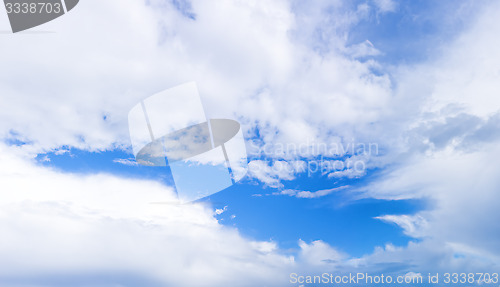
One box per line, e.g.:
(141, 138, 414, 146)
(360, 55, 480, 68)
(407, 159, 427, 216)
(1, 0, 500, 286)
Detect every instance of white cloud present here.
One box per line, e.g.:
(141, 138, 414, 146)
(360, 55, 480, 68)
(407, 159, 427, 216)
(372, 0, 397, 14)
(1, 0, 500, 284)
(113, 158, 138, 166)
(6, 142, 466, 286)
(346, 40, 381, 58)
(354, 0, 500, 268)
(0, 0, 392, 165)
(349, 239, 499, 275)
(214, 205, 227, 215)
(364, 144, 500, 257)
(247, 160, 305, 188)
(356, 1, 500, 260)
(342, 1, 500, 275)
(0, 143, 297, 286)
(278, 186, 348, 198)
(297, 239, 346, 267)
(327, 168, 365, 179)
(0, 0, 398, 196)
(375, 214, 428, 238)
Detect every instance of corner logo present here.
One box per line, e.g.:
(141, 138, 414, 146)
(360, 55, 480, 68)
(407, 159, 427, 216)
(3, 0, 79, 33)
(128, 82, 248, 202)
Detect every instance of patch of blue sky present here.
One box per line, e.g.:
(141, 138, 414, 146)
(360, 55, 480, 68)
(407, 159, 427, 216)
(4, 130, 32, 146)
(292, 0, 485, 65)
(34, 143, 428, 258)
(4, 137, 30, 147)
(346, 0, 485, 65)
(35, 148, 176, 187)
(209, 169, 429, 257)
(35, 147, 428, 257)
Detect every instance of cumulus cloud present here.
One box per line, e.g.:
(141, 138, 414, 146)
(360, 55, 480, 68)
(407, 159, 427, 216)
(5, 143, 472, 286)
(0, 143, 297, 286)
(355, 1, 500, 270)
(0, 0, 398, 194)
(0, 0, 392, 162)
(297, 239, 346, 267)
(2, 0, 500, 284)
(364, 145, 500, 257)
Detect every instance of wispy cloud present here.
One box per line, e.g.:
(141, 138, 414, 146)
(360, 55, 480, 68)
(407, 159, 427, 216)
(277, 186, 349, 199)
(375, 214, 428, 238)
(112, 158, 138, 166)
(373, 0, 397, 13)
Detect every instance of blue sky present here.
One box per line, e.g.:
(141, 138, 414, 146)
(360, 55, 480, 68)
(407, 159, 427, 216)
(1, 0, 500, 286)
(34, 147, 429, 257)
